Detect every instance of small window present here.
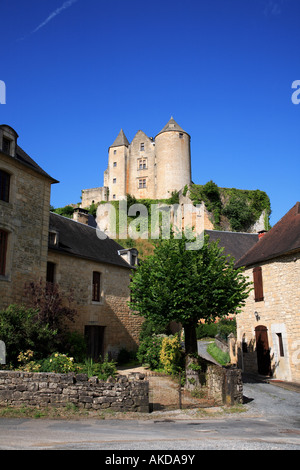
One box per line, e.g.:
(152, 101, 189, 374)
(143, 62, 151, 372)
(179, 133, 183, 139)
(48, 231, 58, 246)
(113, 178, 116, 184)
(113, 150, 117, 155)
(0, 229, 8, 276)
(113, 194, 116, 199)
(253, 266, 264, 302)
(140, 143, 145, 151)
(92, 271, 101, 302)
(138, 178, 146, 189)
(0, 170, 10, 203)
(277, 333, 284, 357)
(138, 159, 147, 170)
(113, 162, 117, 167)
(46, 262, 55, 284)
(2, 138, 11, 154)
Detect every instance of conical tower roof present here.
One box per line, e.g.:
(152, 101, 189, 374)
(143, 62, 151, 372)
(156, 117, 189, 137)
(110, 129, 129, 148)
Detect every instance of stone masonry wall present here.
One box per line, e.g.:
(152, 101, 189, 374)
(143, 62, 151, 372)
(0, 370, 149, 412)
(206, 365, 243, 406)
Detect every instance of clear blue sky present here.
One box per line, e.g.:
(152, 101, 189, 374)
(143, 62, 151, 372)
(1, 0, 300, 227)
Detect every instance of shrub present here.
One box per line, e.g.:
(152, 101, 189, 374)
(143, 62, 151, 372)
(217, 317, 236, 340)
(160, 335, 183, 375)
(0, 305, 57, 365)
(39, 353, 75, 374)
(196, 322, 218, 339)
(137, 335, 165, 370)
(76, 355, 117, 381)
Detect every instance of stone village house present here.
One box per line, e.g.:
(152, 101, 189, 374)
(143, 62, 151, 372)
(0, 125, 142, 360)
(235, 202, 300, 384)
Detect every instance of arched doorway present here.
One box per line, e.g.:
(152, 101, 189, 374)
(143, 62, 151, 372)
(255, 325, 272, 376)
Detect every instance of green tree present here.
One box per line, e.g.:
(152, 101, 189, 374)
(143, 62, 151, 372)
(129, 234, 251, 356)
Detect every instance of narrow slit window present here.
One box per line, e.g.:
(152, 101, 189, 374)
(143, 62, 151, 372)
(277, 333, 284, 357)
(46, 262, 55, 284)
(92, 271, 101, 302)
(0, 229, 8, 276)
(0, 170, 10, 202)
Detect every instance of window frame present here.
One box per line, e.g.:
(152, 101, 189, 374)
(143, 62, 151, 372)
(46, 261, 56, 284)
(138, 178, 147, 189)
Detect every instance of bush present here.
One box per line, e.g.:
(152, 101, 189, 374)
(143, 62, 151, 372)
(137, 335, 165, 370)
(76, 355, 117, 381)
(217, 317, 236, 340)
(39, 353, 75, 374)
(0, 305, 57, 365)
(196, 322, 218, 339)
(160, 335, 184, 375)
(139, 319, 171, 342)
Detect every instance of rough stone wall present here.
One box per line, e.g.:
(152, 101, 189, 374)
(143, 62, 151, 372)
(206, 365, 243, 405)
(81, 187, 108, 207)
(0, 152, 52, 310)
(155, 131, 191, 200)
(47, 251, 143, 357)
(127, 131, 156, 199)
(237, 251, 300, 383)
(0, 371, 149, 412)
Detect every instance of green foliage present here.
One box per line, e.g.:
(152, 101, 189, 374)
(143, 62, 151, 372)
(159, 335, 184, 375)
(189, 181, 271, 231)
(63, 331, 87, 363)
(196, 322, 218, 339)
(0, 305, 57, 366)
(76, 355, 117, 381)
(136, 335, 165, 370)
(129, 234, 252, 354)
(139, 319, 171, 342)
(207, 342, 230, 366)
(39, 352, 76, 373)
(51, 205, 75, 218)
(196, 317, 236, 340)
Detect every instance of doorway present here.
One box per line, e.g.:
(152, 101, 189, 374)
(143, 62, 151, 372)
(255, 325, 272, 376)
(85, 325, 105, 361)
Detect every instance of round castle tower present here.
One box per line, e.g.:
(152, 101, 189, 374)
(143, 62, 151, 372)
(155, 117, 191, 199)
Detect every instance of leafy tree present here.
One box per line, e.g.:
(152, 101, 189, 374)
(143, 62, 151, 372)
(129, 234, 251, 356)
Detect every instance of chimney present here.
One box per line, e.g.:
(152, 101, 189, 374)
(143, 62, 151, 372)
(73, 207, 89, 225)
(258, 230, 267, 240)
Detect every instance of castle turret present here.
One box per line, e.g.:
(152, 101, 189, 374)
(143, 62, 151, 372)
(107, 129, 129, 201)
(154, 117, 191, 199)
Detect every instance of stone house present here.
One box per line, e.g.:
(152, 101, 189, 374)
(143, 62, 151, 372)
(235, 203, 300, 383)
(0, 125, 142, 359)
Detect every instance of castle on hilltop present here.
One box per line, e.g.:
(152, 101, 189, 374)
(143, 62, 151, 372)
(81, 117, 192, 207)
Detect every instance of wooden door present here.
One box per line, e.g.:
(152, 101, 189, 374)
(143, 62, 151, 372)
(255, 325, 271, 376)
(85, 325, 105, 361)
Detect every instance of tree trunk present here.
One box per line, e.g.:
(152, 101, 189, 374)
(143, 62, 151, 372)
(184, 321, 198, 355)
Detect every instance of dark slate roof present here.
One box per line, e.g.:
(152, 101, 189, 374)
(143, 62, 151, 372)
(235, 202, 300, 268)
(156, 117, 189, 137)
(205, 230, 259, 262)
(15, 146, 58, 183)
(49, 212, 132, 269)
(110, 129, 130, 148)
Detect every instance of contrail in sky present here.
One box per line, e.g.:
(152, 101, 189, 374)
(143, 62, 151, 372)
(17, 0, 79, 40)
(31, 0, 79, 34)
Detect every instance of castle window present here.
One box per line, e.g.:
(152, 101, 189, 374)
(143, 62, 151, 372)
(0, 169, 10, 203)
(138, 178, 146, 189)
(113, 178, 116, 184)
(179, 133, 183, 139)
(113, 150, 117, 155)
(92, 271, 101, 302)
(113, 194, 116, 199)
(2, 137, 11, 154)
(0, 229, 8, 276)
(138, 159, 147, 170)
(140, 143, 144, 151)
(113, 162, 117, 167)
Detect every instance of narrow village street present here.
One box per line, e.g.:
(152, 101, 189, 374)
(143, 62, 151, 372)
(0, 375, 299, 451)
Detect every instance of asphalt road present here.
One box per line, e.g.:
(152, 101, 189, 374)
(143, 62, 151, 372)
(0, 377, 299, 451)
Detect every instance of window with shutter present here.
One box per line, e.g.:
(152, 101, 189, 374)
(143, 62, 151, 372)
(0, 229, 8, 276)
(92, 271, 101, 302)
(253, 266, 264, 302)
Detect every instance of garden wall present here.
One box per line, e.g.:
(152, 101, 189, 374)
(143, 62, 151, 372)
(206, 365, 243, 405)
(0, 371, 149, 412)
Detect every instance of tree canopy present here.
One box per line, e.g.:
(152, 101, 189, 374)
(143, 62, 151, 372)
(129, 234, 252, 355)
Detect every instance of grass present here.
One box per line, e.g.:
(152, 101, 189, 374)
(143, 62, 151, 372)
(206, 342, 230, 366)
